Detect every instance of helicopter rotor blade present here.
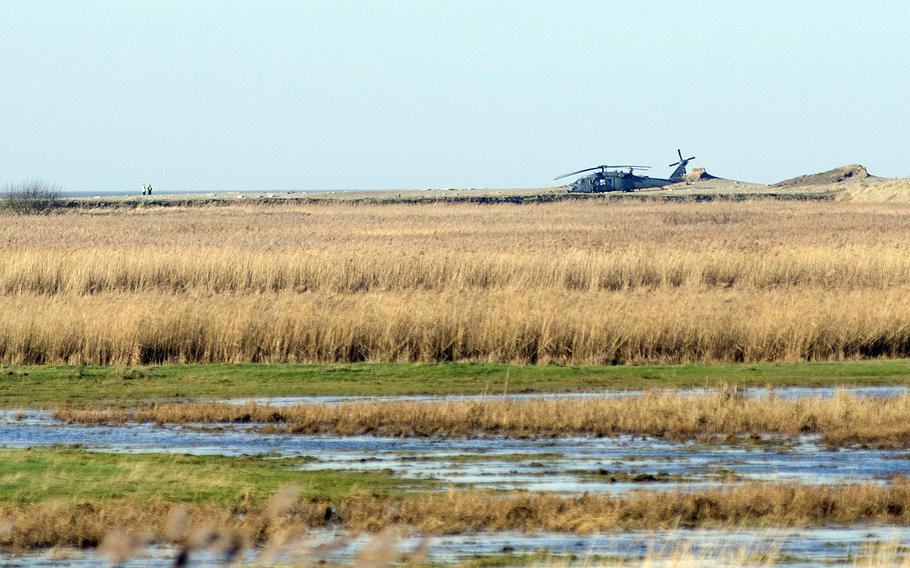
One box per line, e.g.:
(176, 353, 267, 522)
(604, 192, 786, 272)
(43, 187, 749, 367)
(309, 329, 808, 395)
(669, 152, 696, 167)
(554, 166, 603, 180)
(554, 164, 652, 180)
(555, 164, 653, 180)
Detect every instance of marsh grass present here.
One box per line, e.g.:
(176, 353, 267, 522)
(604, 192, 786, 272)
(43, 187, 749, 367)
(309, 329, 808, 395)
(6, 288, 910, 365)
(7, 245, 910, 295)
(5, 482, 910, 551)
(2, 201, 910, 365)
(53, 389, 910, 448)
(0, 448, 424, 507)
(5, 359, 910, 407)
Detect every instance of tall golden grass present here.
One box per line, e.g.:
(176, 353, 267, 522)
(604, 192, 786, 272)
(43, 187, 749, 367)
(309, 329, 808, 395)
(6, 288, 910, 364)
(3, 201, 910, 364)
(6, 245, 910, 294)
(54, 390, 910, 447)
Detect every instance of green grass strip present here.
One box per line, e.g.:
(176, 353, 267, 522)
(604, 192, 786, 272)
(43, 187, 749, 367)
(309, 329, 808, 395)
(0, 447, 427, 506)
(2, 359, 910, 407)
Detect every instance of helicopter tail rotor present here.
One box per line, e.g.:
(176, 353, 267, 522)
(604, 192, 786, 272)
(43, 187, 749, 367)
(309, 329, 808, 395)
(668, 149, 695, 180)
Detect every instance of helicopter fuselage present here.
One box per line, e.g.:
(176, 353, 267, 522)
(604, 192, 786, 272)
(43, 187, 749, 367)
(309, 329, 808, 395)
(567, 171, 674, 193)
(558, 149, 695, 193)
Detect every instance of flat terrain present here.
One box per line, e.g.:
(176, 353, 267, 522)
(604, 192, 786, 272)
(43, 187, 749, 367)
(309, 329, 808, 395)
(4, 448, 910, 543)
(64, 180, 821, 206)
(5, 192, 910, 565)
(57, 164, 910, 207)
(0, 448, 421, 506)
(4, 199, 910, 366)
(5, 360, 910, 407)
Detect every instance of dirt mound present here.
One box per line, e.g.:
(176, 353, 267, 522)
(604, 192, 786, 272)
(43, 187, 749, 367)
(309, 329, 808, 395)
(684, 168, 716, 182)
(837, 178, 910, 202)
(772, 165, 869, 188)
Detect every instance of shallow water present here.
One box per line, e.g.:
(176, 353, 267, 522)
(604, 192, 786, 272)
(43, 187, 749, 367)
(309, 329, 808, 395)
(224, 385, 910, 406)
(7, 526, 910, 567)
(5, 391, 910, 566)
(2, 412, 909, 493)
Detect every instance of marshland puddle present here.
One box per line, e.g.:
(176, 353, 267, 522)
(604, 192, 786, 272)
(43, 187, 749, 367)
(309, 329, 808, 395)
(8, 526, 910, 567)
(3, 405, 909, 494)
(6, 387, 910, 566)
(224, 385, 910, 406)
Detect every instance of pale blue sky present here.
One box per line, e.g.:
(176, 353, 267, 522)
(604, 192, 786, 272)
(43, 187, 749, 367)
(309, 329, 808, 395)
(2, 1, 908, 192)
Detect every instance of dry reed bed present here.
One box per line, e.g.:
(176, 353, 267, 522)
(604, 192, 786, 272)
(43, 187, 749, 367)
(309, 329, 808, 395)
(5, 483, 910, 550)
(2, 201, 910, 295)
(54, 391, 910, 447)
(5, 246, 910, 294)
(4, 201, 910, 365)
(4, 201, 909, 251)
(6, 288, 910, 365)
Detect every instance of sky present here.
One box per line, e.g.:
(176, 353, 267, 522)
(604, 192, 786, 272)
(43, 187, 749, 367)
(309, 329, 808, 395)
(1, 0, 909, 192)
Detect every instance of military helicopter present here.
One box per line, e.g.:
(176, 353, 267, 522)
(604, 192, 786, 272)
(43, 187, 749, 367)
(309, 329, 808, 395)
(555, 149, 696, 192)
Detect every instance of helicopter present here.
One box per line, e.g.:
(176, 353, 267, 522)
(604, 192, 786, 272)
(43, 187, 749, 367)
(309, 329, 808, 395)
(555, 149, 696, 192)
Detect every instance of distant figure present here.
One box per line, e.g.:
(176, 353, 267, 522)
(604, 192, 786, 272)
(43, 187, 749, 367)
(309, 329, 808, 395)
(147, 184, 153, 196)
(141, 184, 147, 196)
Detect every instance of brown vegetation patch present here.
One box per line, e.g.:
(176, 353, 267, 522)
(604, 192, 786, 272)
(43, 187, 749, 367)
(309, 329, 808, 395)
(54, 390, 910, 448)
(4, 483, 910, 551)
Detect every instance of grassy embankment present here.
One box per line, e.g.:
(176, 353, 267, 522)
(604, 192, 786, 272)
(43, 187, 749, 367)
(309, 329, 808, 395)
(4, 359, 910, 406)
